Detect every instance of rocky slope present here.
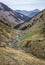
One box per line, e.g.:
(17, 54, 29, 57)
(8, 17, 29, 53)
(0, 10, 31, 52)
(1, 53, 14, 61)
(18, 9, 45, 30)
(0, 2, 30, 28)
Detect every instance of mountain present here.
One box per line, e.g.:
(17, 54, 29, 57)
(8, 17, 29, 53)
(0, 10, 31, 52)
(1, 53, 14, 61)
(0, 2, 45, 65)
(0, 9, 45, 65)
(16, 9, 40, 17)
(17, 9, 45, 30)
(0, 2, 30, 28)
(14, 9, 45, 59)
(0, 19, 45, 65)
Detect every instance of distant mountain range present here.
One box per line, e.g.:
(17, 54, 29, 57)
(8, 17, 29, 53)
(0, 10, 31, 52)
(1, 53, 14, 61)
(16, 9, 40, 18)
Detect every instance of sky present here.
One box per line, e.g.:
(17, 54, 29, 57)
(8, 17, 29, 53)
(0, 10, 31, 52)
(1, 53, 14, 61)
(0, 0, 45, 11)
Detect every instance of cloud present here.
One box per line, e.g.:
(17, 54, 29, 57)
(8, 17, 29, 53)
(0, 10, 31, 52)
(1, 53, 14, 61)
(0, 0, 45, 10)
(0, 0, 45, 4)
(0, 0, 39, 4)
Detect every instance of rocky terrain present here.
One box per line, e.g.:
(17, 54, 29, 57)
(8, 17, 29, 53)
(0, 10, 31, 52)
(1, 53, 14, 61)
(0, 3, 30, 28)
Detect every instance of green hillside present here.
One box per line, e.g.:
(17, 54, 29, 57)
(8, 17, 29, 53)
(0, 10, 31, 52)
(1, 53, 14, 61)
(14, 9, 45, 59)
(0, 20, 20, 47)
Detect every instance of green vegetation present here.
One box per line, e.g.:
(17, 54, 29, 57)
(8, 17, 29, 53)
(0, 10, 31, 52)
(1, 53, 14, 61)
(0, 20, 20, 47)
(14, 10, 45, 60)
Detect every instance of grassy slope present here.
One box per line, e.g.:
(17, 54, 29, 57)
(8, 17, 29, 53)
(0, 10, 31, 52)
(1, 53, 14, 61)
(0, 20, 19, 47)
(0, 47, 45, 65)
(0, 9, 45, 65)
(19, 9, 45, 30)
(14, 9, 45, 59)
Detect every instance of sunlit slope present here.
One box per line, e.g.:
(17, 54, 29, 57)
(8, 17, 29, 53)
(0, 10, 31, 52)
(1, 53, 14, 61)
(19, 9, 45, 31)
(0, 47, 45, 65)
(14, 9, 45, 59)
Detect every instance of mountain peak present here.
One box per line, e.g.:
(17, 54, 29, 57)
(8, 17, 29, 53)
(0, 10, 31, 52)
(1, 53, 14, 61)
(33, 9, 40, 12)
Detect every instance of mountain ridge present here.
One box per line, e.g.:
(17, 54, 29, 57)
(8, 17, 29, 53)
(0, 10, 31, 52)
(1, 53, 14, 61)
(17, 9, 45, 30)
(16, 9, 40, 17)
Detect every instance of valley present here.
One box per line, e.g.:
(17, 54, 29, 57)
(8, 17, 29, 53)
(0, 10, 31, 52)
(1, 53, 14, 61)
(0, 2, 45, 65)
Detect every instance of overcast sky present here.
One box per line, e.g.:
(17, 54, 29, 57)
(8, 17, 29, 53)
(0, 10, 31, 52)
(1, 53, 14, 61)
(0, 0, 45, 11)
